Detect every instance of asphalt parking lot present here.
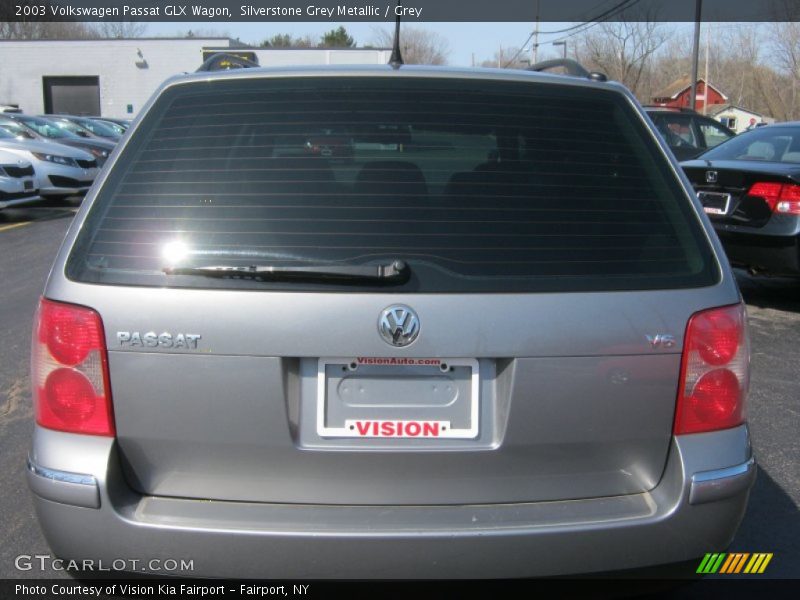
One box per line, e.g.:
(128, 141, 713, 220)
(0, 198, 798, 581)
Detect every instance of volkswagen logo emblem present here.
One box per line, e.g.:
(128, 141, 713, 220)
(705, 170, 718, 183)
(378, 305, 420, 347)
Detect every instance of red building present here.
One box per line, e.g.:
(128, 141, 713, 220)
(651, 77, 728, 111)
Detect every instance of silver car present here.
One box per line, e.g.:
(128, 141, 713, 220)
(0, 131, 98, 200)
(28, 65, 754, 578)
(0, 115, 115, 166)
(0, 148, 37, 210)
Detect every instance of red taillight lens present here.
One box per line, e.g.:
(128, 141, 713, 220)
(32, 298, 114, 436)
(692, 309, 740, 366)
(748, 181, 800, 215)
(674, 304, 749, 435)
(40, 301, 102, 366)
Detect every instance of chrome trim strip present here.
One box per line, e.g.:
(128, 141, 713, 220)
(27, 457, 96, 486)
(689, 457, 756, 505)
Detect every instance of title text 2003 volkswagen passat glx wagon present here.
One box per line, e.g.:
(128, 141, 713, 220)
(28, 64, 755, 578)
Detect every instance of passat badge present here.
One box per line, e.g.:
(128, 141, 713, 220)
(378, 305, 420, 347)
(117, 331, 201, 349)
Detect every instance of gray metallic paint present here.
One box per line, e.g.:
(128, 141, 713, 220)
(26, 459, 99, 509)
(106, 353, 680, 504)
(30, 65, 753, 576)
(30, 425, 753, 578)
(690, 457, 756, 505)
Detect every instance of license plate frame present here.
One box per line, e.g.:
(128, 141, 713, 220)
(698, 190, 732, 215)
(316, 357, 480, 439)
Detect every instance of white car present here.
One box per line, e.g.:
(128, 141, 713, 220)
(0, 148, 38, 210)
(0, 130, 98, 200)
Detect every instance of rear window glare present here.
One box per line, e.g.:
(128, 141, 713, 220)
(66, 75, 718, 293)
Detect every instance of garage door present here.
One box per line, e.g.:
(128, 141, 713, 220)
(43, 76, 100, 115)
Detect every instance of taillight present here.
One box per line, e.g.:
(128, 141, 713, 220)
(748, 181, 800, 215)
(674, 304, 749, 435)
(31, 298, 114, 436)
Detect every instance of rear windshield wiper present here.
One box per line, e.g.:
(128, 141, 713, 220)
(163, 260, 410, 284)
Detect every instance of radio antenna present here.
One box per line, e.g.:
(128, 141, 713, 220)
(389, 1, 404, 69)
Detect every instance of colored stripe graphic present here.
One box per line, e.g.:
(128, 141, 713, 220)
(744, 553, 773, 574)
(697, 553, 726, 574)
(699, 552, 773, 574)
(733, 553, 750, 573)
(720, 553, 749, 573)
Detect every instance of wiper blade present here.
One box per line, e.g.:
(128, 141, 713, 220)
(163, 260, 410, 284)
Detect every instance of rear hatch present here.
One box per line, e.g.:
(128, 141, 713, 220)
(60, 72, 723, 505)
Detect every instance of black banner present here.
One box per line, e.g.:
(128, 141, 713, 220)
(1, 0, 798, 23)
(4, 578, 800, 600)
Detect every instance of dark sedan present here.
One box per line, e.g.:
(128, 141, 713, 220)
(682, 123, 800, 276)
(646, 107, 736, 161)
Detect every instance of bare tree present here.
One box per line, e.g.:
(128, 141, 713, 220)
(769, 22, 800, 118)
(651, 32, 693, 93)
(0, 21, 100, 39)
(0, 1, 100, 41)
(94, 21, 148, 39)
(480, 47, 528, 69)
(573, 20, 670, 97)
(371, 26, 449, 65)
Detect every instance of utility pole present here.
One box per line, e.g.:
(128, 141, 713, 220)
(531, 0, 540, 65)
(689, 0, 702, 111)
(703, 23, 710, 114)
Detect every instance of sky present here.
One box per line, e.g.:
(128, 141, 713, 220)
(145, 21, 587, 66)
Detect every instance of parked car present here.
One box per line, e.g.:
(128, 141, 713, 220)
(0, 148, 37, 210)
(46, 115, 122, 142)
(304, 128, 354, 161)
(0, 123, 36, 141)
(28, 63, 753, 578)
(682, 122, 800, 276)
(645, 106, 735, 161)
(0, 114, 114, 166)
(91, 118, 129, 136)
(0, 128, 98, 200)
(92, 117, 131, 131)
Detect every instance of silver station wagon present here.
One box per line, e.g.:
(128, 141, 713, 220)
(28, 62, 755, 578)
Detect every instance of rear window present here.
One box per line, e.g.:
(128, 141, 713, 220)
(67, 75, 717, 293)
(701, 126, 800, 163)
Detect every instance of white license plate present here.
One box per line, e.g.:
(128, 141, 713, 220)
(698, 191, 732, 215)
(316, 357, 480, 439)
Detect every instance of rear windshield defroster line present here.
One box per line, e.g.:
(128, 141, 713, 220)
(66, 76, 718, 293)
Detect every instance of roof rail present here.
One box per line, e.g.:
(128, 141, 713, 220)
(527, 58, 607, 82)
(642, 105, 699, 114)
(197, 52, 259, 72)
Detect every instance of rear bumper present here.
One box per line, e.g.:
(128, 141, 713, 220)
(28, 425, 755, 578)
(715, 227, 800, 276)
